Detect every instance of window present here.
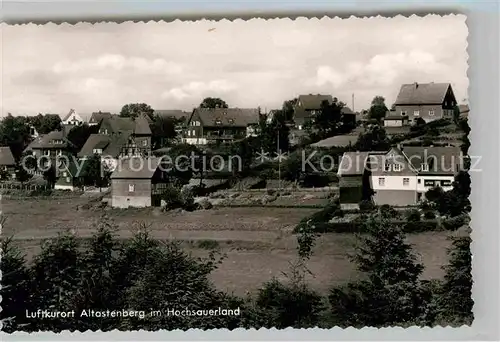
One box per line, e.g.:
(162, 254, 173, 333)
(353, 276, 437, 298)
(104, 129, 108, 134)
(418, 179, 421, 184)
(215, 119, 222, 125)
(401, 111, 407, 116)
(393, 163, 402, 171)
(429, 110, 435, 116)
(403, 178, 410, 186)
(384, 162, 391, 172)
(414, 110, 420, 116)
(142, 140, 148, 146)
(44, 150, 50, 156)
(63, 171, 67, 177)
(128, 184, 135, 192)
(421, 163, 429, 171)
(65, 177, 70, 183)
(378, 178, 385, 186)
(298, 125, 303, 130)
(187, 130, 191, 136)
(192, 130, 196, 136)
(228, 119, 235, 124)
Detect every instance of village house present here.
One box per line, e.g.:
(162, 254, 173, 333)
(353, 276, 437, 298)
(154, 109, 189, 136)
(383, 110, 410, 127)
(61, 109, 85, 126)
(293, 94, 333, 130)
(0, 146, 17, 180)
(393, 82, 458, 124)
(110, 156, 169, 208)
(54, 158, 80, 191)
(78, 114, 153, 171)
(184, 108, 260, 145)
(293, 94, 357, 130)
(88, 111, 113, 126)
(24, 130, 75, 159)
(337, 145, 462, 207)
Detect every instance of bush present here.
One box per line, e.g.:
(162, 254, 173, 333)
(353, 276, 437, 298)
(295, 203, 341, 231)
(441, 215, 469, 231)
(380, 205, 399, 219)
(423, 210, 436, 220)
(161, 186, 182, 210)
(406, 208, 421, 222)
(359, 200, 375, 212)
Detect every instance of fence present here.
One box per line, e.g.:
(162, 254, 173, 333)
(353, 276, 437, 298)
(225, 186, 339, 193)
(0, 183, 50, 191)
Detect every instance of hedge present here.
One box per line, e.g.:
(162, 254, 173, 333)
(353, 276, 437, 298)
(213, 203, 325, 209)
(295, 218, 466, 234)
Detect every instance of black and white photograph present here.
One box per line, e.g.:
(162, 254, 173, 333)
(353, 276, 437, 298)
(0, 14, 472, 332)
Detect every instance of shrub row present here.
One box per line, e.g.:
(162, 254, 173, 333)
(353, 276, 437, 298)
(214, 203, 326, 209)
(294, 216, 468, 234)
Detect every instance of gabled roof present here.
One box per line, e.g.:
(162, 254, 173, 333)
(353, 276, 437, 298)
(100, 116, 135, 134)
(337, 152, 371, 176)
(133, 114, 152, 135)
(296, 94, 333, 110)
(341, 106, 355, 115)
(89, 111, 113, 124)
(77, 133, 132, 158)
(110, 157, 161, 179)
(401, 146, 462, 175)
(394, 82, 452, 105)
(0, 146, 16, 166)
(191, 108, 259, 128)
(25, 130, 74, 150)
(62, 109, 84, 123)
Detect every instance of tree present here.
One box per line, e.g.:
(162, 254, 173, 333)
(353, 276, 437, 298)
(150, 116, 178, 149)
(258, 110, 290, 155)
(30, 232, 84, 332)
(282, 98, 298, 122)
(437, 234, 473, 325)
(33, 114, 62, 134)
(368, 96, 388, 122)
(312, 99, 343, 139)
(43, 164, 57, 188)
(0, 237, 32, 332)
(355, 125, 390, 151)
(67, 124, 98, 152)
(120, 103, 155, 119)
(81, 154, 111, 187)
(199, 97, 228, 109)
(0, 114, 31, 160)
(329, 214, 426, 327)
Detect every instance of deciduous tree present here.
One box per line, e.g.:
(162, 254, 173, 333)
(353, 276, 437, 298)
(119, 103, 155, 119)
(199, 97, 228, 109)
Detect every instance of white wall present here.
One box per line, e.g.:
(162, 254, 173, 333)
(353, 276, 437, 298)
(416, 175, 454, 192)
(384, 120, 402, 127)
(185, 138, 207, 145)
(54, 184, 75, 191)
(371, 175, 418, 191)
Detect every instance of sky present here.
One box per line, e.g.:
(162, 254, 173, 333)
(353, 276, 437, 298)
(1, 15, 468, 117)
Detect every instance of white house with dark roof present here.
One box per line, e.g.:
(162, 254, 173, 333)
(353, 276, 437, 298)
(337, 145, 463, 207)
(61, 109, 85, 126)
(184, 108, 260, 145)
(393, 82, 458, 124)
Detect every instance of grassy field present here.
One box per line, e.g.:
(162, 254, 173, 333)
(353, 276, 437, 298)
(2, 196, 453, 296)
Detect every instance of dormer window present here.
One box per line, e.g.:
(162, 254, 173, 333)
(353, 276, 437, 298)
(393, 163, 402, 172)
(215, 119, 222, 125)
(228, 119, 235, 124)
(384, 162, 391, 172)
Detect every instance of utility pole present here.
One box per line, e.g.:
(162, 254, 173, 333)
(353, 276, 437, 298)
(277, 128, 281, 192)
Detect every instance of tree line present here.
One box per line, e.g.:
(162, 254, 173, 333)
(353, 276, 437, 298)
(1, 209, 472, 332)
